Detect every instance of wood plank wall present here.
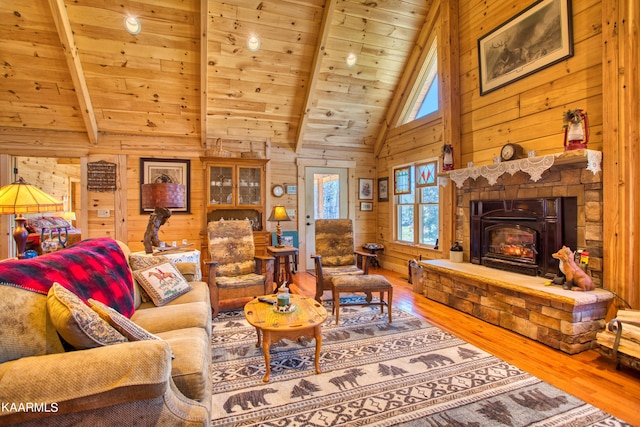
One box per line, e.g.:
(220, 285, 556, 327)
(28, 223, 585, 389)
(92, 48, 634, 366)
(375, 0, 607, 277)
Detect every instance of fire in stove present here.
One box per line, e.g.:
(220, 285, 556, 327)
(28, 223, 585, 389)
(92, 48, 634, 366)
(487, 226, 537, 263)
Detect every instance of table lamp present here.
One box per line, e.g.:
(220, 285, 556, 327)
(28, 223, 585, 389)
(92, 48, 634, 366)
(141, 180, 185, 253)
(63, 211, 76, 226)
(0, 177, 64, 259)
(268, 205, 291, 247)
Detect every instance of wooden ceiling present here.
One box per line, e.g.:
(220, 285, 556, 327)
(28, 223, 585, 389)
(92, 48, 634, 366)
(1, 0, 429, 154)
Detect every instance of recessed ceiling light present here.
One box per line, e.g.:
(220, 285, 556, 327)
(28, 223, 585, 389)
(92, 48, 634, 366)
(346, 53, 357, 67)
(247, 35, 261, 52)
(124, 16, 141, 35)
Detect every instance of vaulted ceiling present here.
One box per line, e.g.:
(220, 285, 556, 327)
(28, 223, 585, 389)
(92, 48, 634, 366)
(1, 0, 430, 154)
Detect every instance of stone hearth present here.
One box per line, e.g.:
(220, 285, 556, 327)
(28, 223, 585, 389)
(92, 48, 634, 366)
(411, 260, 613, 354)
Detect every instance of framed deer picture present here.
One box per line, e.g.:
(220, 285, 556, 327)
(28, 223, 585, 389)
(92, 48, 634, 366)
(478, 0, 573, 95)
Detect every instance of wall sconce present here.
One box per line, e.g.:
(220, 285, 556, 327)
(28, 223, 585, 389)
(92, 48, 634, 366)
(247, 35, 261, 52)
(124, 15, 141, 35)
(268, 205, 291, 247)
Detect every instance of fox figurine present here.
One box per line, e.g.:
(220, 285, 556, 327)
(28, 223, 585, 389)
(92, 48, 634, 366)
(552, 246, 594, 291)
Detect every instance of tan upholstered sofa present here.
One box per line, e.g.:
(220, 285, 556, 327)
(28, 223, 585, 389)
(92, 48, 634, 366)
(0, 238, 212, 426)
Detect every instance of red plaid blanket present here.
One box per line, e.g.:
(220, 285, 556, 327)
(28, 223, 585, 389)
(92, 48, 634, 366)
(0, 238, 135, 317)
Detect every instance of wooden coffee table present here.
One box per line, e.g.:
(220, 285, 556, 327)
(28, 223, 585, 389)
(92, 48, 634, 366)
(244, 294, 327, 382)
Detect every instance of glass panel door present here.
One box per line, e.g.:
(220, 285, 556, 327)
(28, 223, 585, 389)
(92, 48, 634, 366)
(238, 166, 261, 205)
(208, 166, 233, 205)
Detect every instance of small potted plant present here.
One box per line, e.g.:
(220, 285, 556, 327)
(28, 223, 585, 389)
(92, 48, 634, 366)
(449, 241, 463, 263)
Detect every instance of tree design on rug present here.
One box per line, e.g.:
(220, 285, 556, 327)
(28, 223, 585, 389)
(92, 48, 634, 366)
(329, 368, 366, 391)
(477, 400, 512, 426)
(458, 346, 482, 360)
(324, 330, 351, 341)
(290, 379, 321, 399)
(222, 388, 278, 413)
(378, 363, 408, 377)
(409, 353, 454, 368)
(509, 388, 568, 410)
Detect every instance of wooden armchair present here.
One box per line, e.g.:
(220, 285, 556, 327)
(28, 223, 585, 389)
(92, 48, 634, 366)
(205, 219, 274, 317)
(310, 219, 376, 302)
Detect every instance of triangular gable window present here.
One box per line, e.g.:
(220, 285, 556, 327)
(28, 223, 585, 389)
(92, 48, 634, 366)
(400, 36, 439, 124)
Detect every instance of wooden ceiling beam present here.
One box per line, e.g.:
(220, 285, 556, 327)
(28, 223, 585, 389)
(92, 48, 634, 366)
(48, 0, 99, 145)
(294, 0, 337, 154)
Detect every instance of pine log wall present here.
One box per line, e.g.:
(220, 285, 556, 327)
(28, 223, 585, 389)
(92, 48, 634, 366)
(0, 1, 638, 310)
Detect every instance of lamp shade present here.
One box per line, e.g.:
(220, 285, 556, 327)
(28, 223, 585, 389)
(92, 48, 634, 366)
(63, 211, 77, 221)
(268, 205, 291, 222)
(141, 183, 185, 209)
(0, 178, 64, 214)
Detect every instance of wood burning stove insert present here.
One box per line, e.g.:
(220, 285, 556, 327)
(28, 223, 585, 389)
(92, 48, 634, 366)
(470, 198, 577, 277)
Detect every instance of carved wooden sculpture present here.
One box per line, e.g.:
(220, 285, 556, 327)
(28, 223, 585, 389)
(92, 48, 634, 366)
(552, 246, 594, 291)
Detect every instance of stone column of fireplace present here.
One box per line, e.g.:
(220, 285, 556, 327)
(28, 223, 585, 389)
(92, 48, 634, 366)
(453, 158, 603, 287)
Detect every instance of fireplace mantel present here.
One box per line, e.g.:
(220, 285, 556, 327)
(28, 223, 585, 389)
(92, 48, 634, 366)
(440, 149, 602, 188)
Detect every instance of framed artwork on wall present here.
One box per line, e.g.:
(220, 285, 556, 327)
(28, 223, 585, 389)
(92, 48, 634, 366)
(140, 158, 191, 214)
(359, 178, 373, 200)
(478, 0, 573, 95)
(360, 202, 373, 211)
(378, 177, 389, 202)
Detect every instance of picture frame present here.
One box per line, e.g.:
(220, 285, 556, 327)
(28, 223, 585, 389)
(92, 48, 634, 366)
(477, 0, 573, 96)
(285, 185, 297, 195)
(394, 167, 411, 195)
(360, 202, 373, 211)
(359, 178, 373, 200)
(378, 177, 389, 202)
(140, 158, 191, 214)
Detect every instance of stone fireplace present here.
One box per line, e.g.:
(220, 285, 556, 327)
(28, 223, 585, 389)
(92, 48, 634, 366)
(470, 197, 577, 278)
(452, 150, 603, 287)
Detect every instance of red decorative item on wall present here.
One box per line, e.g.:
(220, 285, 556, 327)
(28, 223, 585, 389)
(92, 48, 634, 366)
(442, 144, 454, 171)
(563, 109, 589, 151)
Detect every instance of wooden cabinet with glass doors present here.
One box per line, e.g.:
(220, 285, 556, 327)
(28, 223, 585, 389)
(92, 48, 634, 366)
(201, 157, 270, 264)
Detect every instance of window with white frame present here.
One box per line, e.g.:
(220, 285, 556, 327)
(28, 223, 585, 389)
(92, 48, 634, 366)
(400, 36, 439, 125)
(394, 160, 439, 246)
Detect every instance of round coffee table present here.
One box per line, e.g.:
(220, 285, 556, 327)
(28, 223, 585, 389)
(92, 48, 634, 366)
(244, 294, 327, 382)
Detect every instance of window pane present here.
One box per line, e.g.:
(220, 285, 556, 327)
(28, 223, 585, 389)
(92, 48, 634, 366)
(419, 204, 439, 245)
(397, 205, 414, 242)
(421, 186, 439, 203)
(415, 78, 438, 119)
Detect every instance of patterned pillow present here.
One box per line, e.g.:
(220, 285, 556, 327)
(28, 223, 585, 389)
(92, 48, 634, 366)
(88, 299, 160, 341)
(132, 262, 192, 306)
(47, 282, 127, 349)
(129, 255, 171, 303)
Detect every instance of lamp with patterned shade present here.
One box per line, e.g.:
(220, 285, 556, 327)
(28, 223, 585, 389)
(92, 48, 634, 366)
(141, 181, 185, 253)
(268, 205, 291, 248)
(0, 177, 64, 259)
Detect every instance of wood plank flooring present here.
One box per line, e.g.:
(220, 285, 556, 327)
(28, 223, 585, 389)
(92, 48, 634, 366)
(287, 268, 640, 425)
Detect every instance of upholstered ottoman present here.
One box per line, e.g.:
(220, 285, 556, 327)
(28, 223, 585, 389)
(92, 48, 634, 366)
(331, 274, 393, 324)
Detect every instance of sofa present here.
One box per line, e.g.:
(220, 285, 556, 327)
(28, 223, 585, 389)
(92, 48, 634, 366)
(0, 238, 212, 426)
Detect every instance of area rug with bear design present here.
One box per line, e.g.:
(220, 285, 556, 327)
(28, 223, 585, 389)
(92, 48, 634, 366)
(210, 298, 628, 426)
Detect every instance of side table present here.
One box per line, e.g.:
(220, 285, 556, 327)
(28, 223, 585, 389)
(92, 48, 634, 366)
(362, 243, 384, 268)
(266, 245, 298, 290)
(244, 294, 327, 382)
(130, 249, 201, 281)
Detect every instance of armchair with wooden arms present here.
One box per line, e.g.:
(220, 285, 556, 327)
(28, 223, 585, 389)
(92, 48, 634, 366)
(311, 219, 376, 302)
(205, 219, 274, 317)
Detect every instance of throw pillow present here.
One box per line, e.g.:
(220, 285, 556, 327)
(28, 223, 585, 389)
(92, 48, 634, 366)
(88, 298, 159, 341)
(129, 255, 171, 303)
(132, 262, 192, 306)
(47, 282, 127, 349)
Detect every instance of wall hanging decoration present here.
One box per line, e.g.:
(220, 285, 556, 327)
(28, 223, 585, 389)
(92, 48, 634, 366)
(359, 178, 373, 200)
(478, 0, 573, 95)
(140, 158, 190, 214)
(87, 160, 117, 192)
(441, 144, 454, 171)
(563, 108, 589, 150)
(378, 177, 389, 202)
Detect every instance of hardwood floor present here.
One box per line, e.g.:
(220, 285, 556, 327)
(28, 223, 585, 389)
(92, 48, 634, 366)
(288, 268, 640, 425)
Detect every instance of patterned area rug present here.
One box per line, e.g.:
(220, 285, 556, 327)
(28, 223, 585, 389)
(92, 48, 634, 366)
(210, 299, 629, 426)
